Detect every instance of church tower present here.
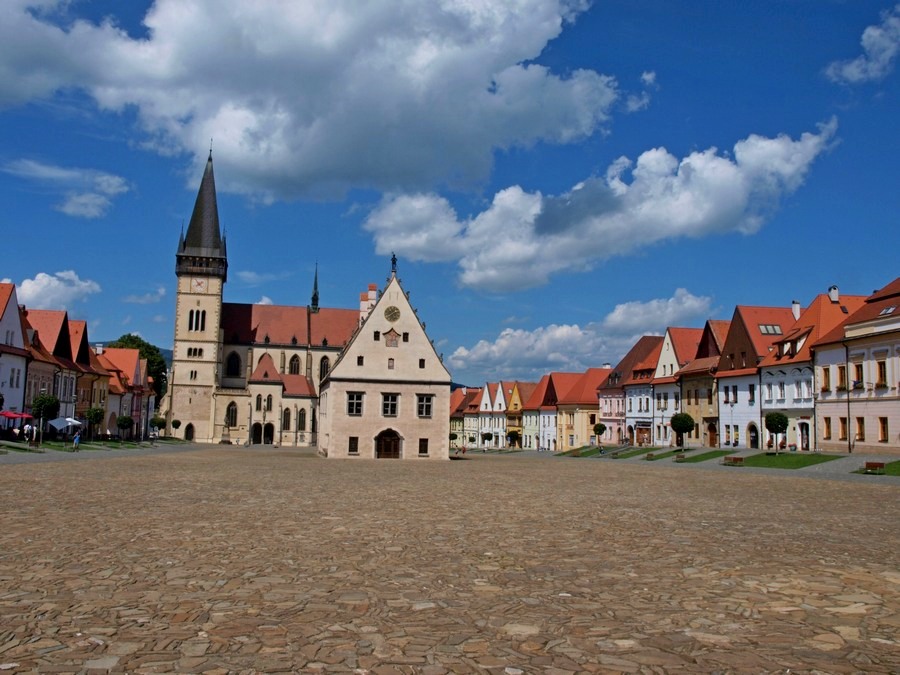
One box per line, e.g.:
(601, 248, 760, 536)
(169, 151, 228, 442)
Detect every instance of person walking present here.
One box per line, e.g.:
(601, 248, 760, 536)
(73, 430, 81, 452)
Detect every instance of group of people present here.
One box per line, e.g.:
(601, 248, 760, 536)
(9, 423, 81, 450)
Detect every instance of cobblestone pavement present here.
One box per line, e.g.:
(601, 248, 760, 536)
(0, 446, 898, 674)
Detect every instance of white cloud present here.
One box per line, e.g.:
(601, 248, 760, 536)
(640, 71, 657, 87)
(448, 288, 712, 382)
(257, 295, 274, 305)
(124, 286, 166, 304)
(364, 120, 837, 293)
(152, 314, 167, 323)
(236, 270, 289, 286)
(2, 158, 130, 218)
(826, 4, 900, 84)
(5, 270, 101, 309)
(0, 0, 618, 199)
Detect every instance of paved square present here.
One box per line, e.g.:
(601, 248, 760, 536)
(0, 447, 898, 673)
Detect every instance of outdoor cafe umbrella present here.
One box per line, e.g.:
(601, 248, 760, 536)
(48, 417, 83, 431)
(0, 411, 32, 419)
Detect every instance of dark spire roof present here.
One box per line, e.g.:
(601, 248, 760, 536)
(311, 262, 319, 312)
(176, 151, 228, 280)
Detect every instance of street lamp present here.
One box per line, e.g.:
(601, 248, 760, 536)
(38, 386, 46, 448)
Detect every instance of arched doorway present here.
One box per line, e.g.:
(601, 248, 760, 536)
(748, 424, 759, 449)
(376, 429, 401, 459)
(627, 425, 635, 445)
(264, 423, 275, 445)
(184, 423, 195, 441)
(251, 423, 262, 444)
(798, 421, 810, 450)
(707, 422, 718, 448)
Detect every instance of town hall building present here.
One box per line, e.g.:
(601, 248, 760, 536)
(162, 152, 451, 459)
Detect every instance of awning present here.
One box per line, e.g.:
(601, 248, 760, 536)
(0, 411, 33, 419)
(48, 417, 83, 431)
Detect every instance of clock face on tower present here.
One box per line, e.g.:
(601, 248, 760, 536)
(384, 305, 401, 322)
(192, 278, 208, 293)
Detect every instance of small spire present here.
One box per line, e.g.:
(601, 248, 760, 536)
(311, 262, 319, 312)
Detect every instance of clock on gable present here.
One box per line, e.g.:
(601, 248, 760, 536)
(192, 277, 208, 293)
(384, 305, 400, 322)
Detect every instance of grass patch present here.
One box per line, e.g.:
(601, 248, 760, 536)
(853, 460, 900, 476)
(677, 450, 732, 463)
(558, 446, 602, 457)
(646, 448, 696, 461)
(742, 453, 842, 469)
(611, 446, 660, 459)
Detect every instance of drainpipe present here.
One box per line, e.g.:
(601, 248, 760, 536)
(811, 347, 819, 452)
(844, 341, 851, 453)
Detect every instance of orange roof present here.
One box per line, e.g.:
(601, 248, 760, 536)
(522, 374, 551, 410)
(222, 303, 358, 348)
(546, 372, 584, 407)
(249, 353, 283, 383)
(816, 277, 900, 347)
(599, 335, 664, 392)
(558, 367, 612, 405)
(100, 348, 142, 386)
(760, 291, 867, 367)
(669, 327, 703, 366)
(735, 305, 798, 358)
(514, 381, 538, 408)
(282, 374, 316, 397)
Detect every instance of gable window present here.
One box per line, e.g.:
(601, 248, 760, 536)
(357, 355, 364, 366)
(289, 355, 301, 375)
(388, 358, 395, 369)
(374, 331, 380, 341)
(419, 358, 425, 369)
(417, 394, 433, 418)
(382, 393, 399, 417)
(403, 332, 409, 342)
(347, 392, 363, 416)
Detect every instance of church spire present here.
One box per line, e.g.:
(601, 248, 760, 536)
(176, 150, 228, 281)
(311, 262, 319, 312)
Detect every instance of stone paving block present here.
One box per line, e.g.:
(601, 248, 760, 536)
(0, 447, 898, 673)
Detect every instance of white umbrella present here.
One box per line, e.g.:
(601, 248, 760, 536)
(48, 417, 82, 431)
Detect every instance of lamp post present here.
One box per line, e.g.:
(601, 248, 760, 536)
(38, 386, 46, 448)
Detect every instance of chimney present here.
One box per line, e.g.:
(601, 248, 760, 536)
(791, 300, 801, 321)
(828, 285, 839, 303)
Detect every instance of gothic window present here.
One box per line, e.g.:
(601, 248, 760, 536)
(266, 395, 273, 411)
(256, 394, 262, 411)
(282, 408, 291, 431)
(298, 408, 307, 431)
(289, 355, 301, 375)
(226, 352, 242, 377)
(225, 402, 238, 427)
(319, 357, 330, 381)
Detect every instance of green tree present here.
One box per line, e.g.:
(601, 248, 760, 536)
(593, 422, 607, 446)
(171, 419, 182, 431)
(116, 415, 134, 439)
(507, 430, 520, 447)
(85, 407, 104, 441)
(106, 334, 168, 400)
(151, 415, 167, 433)
(670, 413, 695, 448)
(765, 412, 789, 454)
(31, 393, 60, 426)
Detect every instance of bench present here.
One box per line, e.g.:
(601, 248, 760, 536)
(674, 453, 686, 462)
(863, 461, 885, 475)
(645, 453, 655, 460)
(722, 455, 744, 466)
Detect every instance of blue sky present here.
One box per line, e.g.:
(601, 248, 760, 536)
(1, 1, 897, 386)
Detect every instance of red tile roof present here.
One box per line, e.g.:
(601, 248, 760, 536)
(222, 303, 359, 347)
(558, 368, 613, 405)
(522, 375, 551, 410)
(815, 277, 900, 347)
(599, 335, 664, 392)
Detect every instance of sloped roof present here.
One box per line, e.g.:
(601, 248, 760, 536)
(735, 305, 798, 359)
(182, 152, 224, 255)
(101, 348, 142, 386)
(249, 353, 283, 384)
(282, 374, 316, 397)
(669, 327, 703, 366)
(599, 335, 664, 392)
(760, 291, 867, 367)
(558, 367, 613, 405)
(522, 374, 551, 410)
(546, 372, 584, 406)
(222, 303, 359, 347)
(709, 320, 731, 349)
(816, 277, 900, 347)
(514, 381, 538, 408)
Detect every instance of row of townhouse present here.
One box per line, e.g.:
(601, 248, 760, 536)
(450, 277, 900, 456)
(0, 283, 156, 440)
